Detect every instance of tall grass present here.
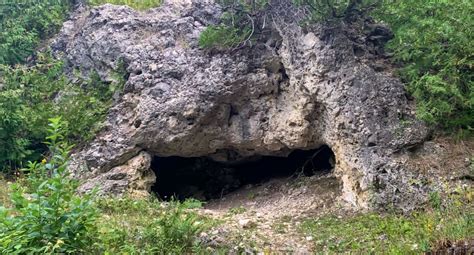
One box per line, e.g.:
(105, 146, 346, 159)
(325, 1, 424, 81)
(88, 0, 162, 10)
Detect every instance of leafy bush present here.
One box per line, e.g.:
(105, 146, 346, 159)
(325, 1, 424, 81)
(377, 0, 473, 129)
(0, 118, 99, 254)
(0, 55, 122, 173)
(0, 88, 29, 172)
(88, 0, 162, 10)
(0, 0, 72, 65)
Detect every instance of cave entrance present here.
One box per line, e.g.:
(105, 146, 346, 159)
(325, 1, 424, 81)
(151, 145, 335, 201)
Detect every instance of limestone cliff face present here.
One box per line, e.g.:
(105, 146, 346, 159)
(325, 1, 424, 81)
(53, 1, 430, 210)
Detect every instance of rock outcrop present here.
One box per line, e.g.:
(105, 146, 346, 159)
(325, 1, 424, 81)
(53, 0, 430, 210)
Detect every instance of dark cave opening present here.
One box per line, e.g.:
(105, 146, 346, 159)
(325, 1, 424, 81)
(151, 145, 336, 201)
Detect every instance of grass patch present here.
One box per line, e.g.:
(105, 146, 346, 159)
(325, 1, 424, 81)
(88, 0, 162, 10)
(301, 187, 474, 254)
(228, 206, 247, 215)
(92, 197, 216, 253)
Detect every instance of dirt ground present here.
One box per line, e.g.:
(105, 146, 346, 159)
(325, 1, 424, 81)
(198, 172, 348, 253)
(196, 135, 473, 253)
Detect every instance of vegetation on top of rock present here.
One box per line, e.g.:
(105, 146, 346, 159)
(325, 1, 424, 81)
(0, 0, 72, 65)
(199, 0, 381, 50)
(294, 0, 381, 22)
(199, 0, 269, 50)
(201, 0, 473, 131)
(88, 0, 162, 10)
(199, 24, 252, 49)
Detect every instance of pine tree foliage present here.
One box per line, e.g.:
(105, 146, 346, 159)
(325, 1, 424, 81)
(378, 0, 473, 129)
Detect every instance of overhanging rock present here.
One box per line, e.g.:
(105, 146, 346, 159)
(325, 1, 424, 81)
(55, 0, 430, 210)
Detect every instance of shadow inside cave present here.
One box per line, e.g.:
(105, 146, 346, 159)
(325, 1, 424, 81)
(151, 145, 335, 201)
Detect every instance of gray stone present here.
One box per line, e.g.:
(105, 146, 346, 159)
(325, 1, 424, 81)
(53, 0, 430, 211)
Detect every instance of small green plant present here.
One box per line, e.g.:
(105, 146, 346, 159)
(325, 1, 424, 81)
(429, 191, 442, 210)
(273, 222, 288, 234)
(470, 157, 474, 176)
(0, 177, 11, 208)
(0, 117, 99, 254)
(199, 0, 269, 50)
(247, 192, 257, 200)
(228, 206, 247, 215)
(88, 0, 162, 10)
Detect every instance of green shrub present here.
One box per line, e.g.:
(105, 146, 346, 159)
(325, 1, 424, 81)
(0, 88, 29, 172)
(0, 118, 99, 254)
(0, 0, 72, 65)
(0, 55, 122, 173)
(88, 0, 162, 10)
(377, 0, 473, 129)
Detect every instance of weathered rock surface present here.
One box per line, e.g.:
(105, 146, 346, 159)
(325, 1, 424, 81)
(77, 151, 155, 198)
(53, 0, 430, 210)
